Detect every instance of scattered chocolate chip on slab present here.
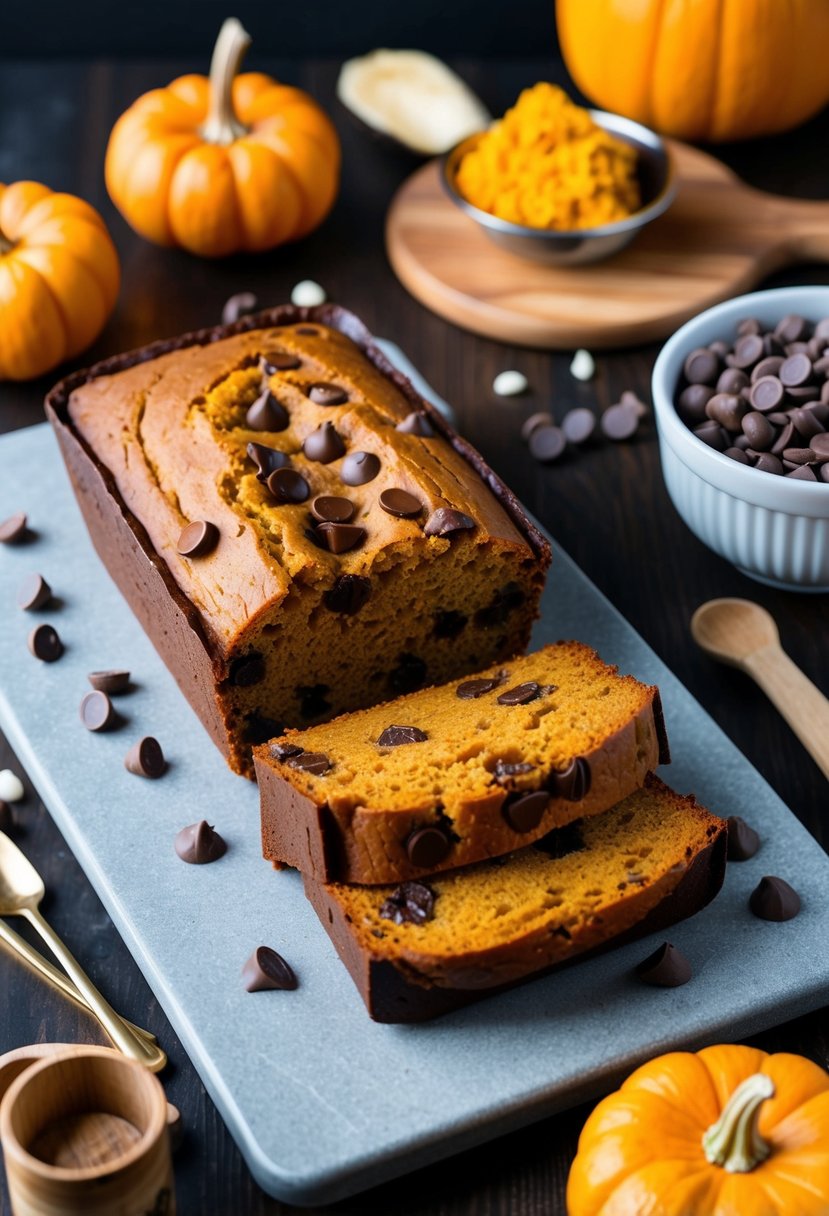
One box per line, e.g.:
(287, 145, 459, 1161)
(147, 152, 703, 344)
(17, 573, 51, 611)
(175, 820, 227, 864)
(28, 624, 63, 662)
(0, 513, 28, 544)
(87, 670, 131, 695)
(242, 945, 298, 992)
(124, 736, 166, 778)
(726, 816, 761, 861)
(636, 941, 692, 987)
(79, 690, 116, 733)
(749, 875, 801, 921)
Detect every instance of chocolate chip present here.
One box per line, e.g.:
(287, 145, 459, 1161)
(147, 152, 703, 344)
(124, 736, 165, 778)
(17, 573, 51, 611)
(79, 690, 116, 732)
(786, 464, 818, 480)
(779, 353, 814, 388)
(229, 652, 265, 686)
(396, 411, 434, 437)
(288, 751, 331, 776)
(177, 520, 219, 558)
(534, 821, 584, 859)
(316, 522, 366, 554)
(550, 757, 591, 801)
(716, 368, 748, 395)
(380, 881, 436, 926)
(775, 314, 809, 344)
(678, 384, 714, 424)
(750, 376, 785, 412)
(521, 412, 553, 441)
(246, 389, 289, 432)
(601, 402, 639, 441)
(221, 292, 257, 325)
(706, 393, 748, 431)
(493, 759, 535, 785)
(754, 452, 784, 475)
(389, 654, 427, 694)
(433, 610, 467, 638)
(709, 339, 731, 358)
(770, 422, 796, 456)
(762, 332, 784, 357)
(295, 326, 319, 336)
(28, 624, 63, 662)
(693, 421, 728, 450)
(87, 670, 130, 694)
(174, 820, 227, 865)
(790, 407, 825, 441)
(310, 495, 355, 523)
(307, 382, 348, 406)
(751, 356, 784, 383)
(457, 675, 504, 699)
(340, 450, 380, 486)
(261, 350, 301, 373)
(379, 488, 422, 518)
(267, 468, 310, 503)
(242, 945, 298, 992)
(636, 941, 692, 987)
(377, 725, 428, 747)
(424, 508, 476, 536)
(782, 446, 815, 465)
(323, 574, 371, 614)
(737, 318, 762, 336)
(304, 420, 345, 464)
(732, 334, 764, 369)
(0, 513, 28, 544)
(561, 408, 596, 445)
(741, 412, 775, 451)
(406, 825, 451, 868)
(270, 741, 304, 760)
(247, 442, 290, 480)
(502, 790, 549, 833)
(810, 432, 829, 458)
(497, 681, 541, 706)
(528, 424, 566, 462)
(749, 875, 800, 921)
(785, 384, 820, 402)
(620, 390, 649, 418)
(683, 347, 720, 385)
(726, 816, 761, 861)
(724, 447, 750, 464)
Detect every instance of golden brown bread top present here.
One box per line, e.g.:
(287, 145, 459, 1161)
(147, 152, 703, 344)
(67, 322, 532, 656)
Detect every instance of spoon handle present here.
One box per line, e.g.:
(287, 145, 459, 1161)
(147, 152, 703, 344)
(21, 906, 167, 1073)
(745, 644, 829, 783)
(0, 917, 158, 1046)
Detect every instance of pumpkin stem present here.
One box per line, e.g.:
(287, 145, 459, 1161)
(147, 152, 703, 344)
(702, 1073, 775, 1174)
(200, 17, 251, 145)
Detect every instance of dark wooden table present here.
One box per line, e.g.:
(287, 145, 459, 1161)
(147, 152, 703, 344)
(1, 55, 828, 1214)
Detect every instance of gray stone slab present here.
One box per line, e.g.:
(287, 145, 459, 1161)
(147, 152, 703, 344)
(1, 367, 828, 1205)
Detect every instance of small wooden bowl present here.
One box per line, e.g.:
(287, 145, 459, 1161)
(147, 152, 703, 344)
(0, 1045, 174, 1215)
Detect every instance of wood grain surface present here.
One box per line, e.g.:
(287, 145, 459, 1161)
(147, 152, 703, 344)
(387, 142, 829, 348)
(1, 55, 828, 1215)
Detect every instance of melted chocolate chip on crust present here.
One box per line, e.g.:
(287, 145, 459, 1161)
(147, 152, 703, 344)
(377, 725, 428, 747)
(316, 522, 366, 554)
(550, 757, 591, 801)
(307, 382, 348, 406)
(406, 825, 451, 868)
(246, 389, 289, 432)
(288, 751, 332, 776)
(340, 451, 381, 485)
(396, 411, 434, 437)
(247, 442, 290, 480)
(380, 881, 436, 926)
(304, 421, 345, 464)
(379, 488, 423, 518)
(177, 520, 219, 558)
(502, 790, 549, 833)
(270, 741, 304, 760)
(424, 508, 476, 537)
(261, 350, 301, 373)
(310, 495, 355, 523)
(267, 468, 310, 504)
(497, 681, 541, 706)
(493, 759, 535, 786)
(456, 673, 506, 699)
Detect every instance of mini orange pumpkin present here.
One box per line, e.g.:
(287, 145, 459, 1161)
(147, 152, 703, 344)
(567, 1043, 829, 1215)
(105, 18, 341, 258)
(557, 0, 829, 143)
(0, 182, 120, 382)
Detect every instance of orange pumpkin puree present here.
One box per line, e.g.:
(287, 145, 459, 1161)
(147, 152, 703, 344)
(456, 83, 640, 231)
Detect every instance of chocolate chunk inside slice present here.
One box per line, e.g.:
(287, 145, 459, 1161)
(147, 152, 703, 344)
(377, 725, 428, 747)
(380, 881, 436, 926)
(406, 825, 451, 868)
(457, 675, 505, 699)
(288, 751, 332, 776)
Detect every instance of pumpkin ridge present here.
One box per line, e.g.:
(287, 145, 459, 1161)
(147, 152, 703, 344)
(22, 219, 118, 312)
(17, 255, 71, 358)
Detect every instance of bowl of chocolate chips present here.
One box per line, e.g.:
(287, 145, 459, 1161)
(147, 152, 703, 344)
(652, 286, 829, 591)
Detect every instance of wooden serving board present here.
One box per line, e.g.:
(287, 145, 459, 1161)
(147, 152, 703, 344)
(386, 140, 829, 349)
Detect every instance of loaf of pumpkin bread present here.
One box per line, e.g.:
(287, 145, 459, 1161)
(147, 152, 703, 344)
(47, 306, 549, 775)
(255, 641, 669, 883)
(304, 774, 727, 1022)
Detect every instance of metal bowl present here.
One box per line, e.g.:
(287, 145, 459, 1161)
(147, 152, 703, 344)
(442, 110, 675, 267)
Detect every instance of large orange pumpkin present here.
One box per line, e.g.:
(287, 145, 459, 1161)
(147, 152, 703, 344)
(0, 182, 120, 382)
(567, 1043, 829, 1215)
(557, 0, 829, 143)
(105, 18, 341, 257)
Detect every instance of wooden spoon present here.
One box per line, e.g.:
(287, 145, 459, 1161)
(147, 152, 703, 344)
(691, 598, 829, 783)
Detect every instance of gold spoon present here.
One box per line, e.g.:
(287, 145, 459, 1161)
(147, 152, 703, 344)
(691, 598, 829, 783)
(0, 917, 158, 1045)
(0, 831, 166, 1072)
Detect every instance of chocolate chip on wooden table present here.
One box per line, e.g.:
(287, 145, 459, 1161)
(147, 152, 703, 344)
(307, 382, 348, 406)
(316, 522, 366, 554)
(561, 408, 596, 445)
(424, 508, 476, 536)
(246, 389, 289, 432)
(124, 736, 165, 778)
(528, 424, 566, 463)
(380, 881, 436, 926)
(377, 725, 428, 747)
(247, 442, 290, 480)
(17, 573, 51, 611)
(261, 350, 301, 373)
(502, 789, 549, 833)
(636, 941, 692, 987)
(323, 574, 371, 614)
(497, 681, 541, 706)
(177, 520, 219, 558)
(242, 946, 298, 992)
(310, 495, 355, 523)
(288, 751, 332, 776)
(28, 624, 63, 662)
(221, 291, 257, 325)
(726, 816, 761, 861)
(749, 875, 800, 921)
(396, 411, 434, 436)
(175, 820, 227, 865)
(521, 412, 553, 441)
(79, 690, 116, 732)
(87, 670, 131, 694)
(304, 420, 345, 463)
(0, 513, 27, 544)
(406, 825, 451, 868)
(550, 757, 591, 801)
(267, 467, 310, 504)
(340, 450, 380, 486)
(601, 401, 640, 441)
(379, 488, 422, 518)
(456, 674, 505, 699)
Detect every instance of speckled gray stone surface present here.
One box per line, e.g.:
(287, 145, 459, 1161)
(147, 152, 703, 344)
(1, 362, 828, 1205)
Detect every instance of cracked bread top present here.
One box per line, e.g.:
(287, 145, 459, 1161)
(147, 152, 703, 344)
(66, 318, 540, 659)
